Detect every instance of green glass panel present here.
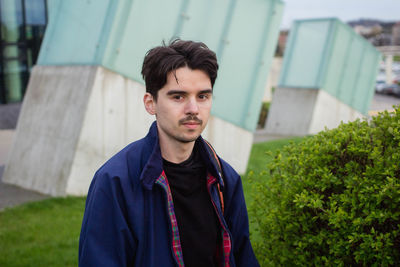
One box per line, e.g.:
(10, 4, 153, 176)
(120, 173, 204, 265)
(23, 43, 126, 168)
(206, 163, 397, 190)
(46, 0, 60, 19)
(177, 0, 230, 52)
(280, 20, 331, 88)
(38, 0, 114, 65)
(324, 23, 351, 97)
(37, 0, 284, 131)
(211, 0, 283, 130)
(352, 51, 377, 113)
(102, 0, 183, 81)
(338, 36, 364, 107)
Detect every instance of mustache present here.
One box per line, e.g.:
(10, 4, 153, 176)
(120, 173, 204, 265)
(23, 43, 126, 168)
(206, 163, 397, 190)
(179, 115, 202, 125)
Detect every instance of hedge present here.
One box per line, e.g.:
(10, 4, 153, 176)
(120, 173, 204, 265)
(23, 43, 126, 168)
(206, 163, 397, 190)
(250, 107, 400, 266)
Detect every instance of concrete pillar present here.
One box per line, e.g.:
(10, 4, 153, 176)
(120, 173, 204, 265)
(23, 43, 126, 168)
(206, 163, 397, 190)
(265, 87, 364, 136)
(385, 54, 393, 84)
(3, 65, 155, 195)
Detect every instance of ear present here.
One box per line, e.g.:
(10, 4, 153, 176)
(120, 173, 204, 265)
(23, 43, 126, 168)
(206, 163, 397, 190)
(143, 93, 156, 115)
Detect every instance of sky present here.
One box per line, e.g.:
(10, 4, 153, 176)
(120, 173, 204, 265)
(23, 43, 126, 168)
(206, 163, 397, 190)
(281, 0, 400, 29)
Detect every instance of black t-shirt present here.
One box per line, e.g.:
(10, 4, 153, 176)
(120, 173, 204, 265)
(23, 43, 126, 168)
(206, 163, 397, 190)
(163, 144, 221, 267)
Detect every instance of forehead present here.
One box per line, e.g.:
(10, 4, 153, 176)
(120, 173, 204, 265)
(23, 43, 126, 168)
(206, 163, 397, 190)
(165, 67, 211, 88)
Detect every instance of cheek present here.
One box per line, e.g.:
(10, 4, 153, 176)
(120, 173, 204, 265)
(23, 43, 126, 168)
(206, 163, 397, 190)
(156, 103, 180, 121)
(200, 102, 212, 114)
(154, 101, 169, 114)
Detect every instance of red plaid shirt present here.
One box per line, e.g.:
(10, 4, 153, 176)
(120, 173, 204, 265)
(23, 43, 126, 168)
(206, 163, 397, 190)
(155, 171, 231, 267)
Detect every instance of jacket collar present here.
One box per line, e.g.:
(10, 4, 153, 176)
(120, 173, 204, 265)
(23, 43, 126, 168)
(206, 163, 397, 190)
(139, 121, 224, 190)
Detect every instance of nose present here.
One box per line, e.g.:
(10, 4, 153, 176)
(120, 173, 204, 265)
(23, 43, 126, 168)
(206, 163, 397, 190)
(185, 97, 199, 115)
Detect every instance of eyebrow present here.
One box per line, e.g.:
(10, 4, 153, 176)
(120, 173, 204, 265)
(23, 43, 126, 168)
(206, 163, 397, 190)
(166, 89, 213, 96)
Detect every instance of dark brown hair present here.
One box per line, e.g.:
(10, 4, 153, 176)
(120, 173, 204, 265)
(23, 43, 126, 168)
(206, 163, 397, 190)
(141, 39, 218, 100)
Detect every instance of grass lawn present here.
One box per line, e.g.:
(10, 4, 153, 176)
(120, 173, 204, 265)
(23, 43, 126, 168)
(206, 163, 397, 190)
(242, 136, 305, 202)
(0, 197, 86, 266)
(0, 137, 304, 266)
(242, 137, 305, 246)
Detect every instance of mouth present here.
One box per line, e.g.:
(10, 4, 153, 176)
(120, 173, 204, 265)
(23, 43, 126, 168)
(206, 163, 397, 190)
(179, 116, 203, 130)
(182, 121, 201, 129)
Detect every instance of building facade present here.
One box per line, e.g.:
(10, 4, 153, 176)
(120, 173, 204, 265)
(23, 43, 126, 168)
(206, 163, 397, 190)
(0, 0, 48, 104)
(393, 22, 400, 46)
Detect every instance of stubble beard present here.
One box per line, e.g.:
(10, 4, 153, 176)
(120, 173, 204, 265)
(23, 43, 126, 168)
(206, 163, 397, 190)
(175, 115, 204, 143)
(175, 135, 198, 143)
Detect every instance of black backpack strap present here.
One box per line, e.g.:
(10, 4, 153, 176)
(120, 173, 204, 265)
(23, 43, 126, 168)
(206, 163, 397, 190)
(204, 140, 224, 214)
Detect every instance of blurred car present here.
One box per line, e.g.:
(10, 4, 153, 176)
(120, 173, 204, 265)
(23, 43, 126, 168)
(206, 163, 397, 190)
(381, 83, 400, 98)
(375, 80, 387, 93)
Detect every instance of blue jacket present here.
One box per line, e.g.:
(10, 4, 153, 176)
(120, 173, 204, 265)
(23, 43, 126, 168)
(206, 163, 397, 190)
(79, 122, 259, 267)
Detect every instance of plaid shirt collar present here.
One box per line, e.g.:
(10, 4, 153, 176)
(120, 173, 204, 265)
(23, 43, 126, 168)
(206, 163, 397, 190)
(140, 122, 224, 191)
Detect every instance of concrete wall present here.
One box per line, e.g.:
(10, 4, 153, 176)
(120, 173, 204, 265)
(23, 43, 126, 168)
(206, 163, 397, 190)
(202, 117, 253, 176)
(3, 66, 97, 195)
(4, 65, 252, 196)
(65, 66, 154, 195)
(265, 87, 364, 136)
(309, 90, 364, 134)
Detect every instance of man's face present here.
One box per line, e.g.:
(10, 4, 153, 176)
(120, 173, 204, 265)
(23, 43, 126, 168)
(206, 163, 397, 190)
(144, 66, 213, 144)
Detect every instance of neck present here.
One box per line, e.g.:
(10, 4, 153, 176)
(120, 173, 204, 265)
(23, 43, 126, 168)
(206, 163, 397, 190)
(158, 134, 196, 164)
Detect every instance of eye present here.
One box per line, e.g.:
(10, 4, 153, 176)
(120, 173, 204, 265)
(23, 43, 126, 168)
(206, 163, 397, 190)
(198, 94, 210, 100)
(172, 95, 183, 100)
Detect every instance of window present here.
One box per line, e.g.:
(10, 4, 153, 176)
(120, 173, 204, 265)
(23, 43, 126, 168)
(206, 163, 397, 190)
(0, 0, 47, 103)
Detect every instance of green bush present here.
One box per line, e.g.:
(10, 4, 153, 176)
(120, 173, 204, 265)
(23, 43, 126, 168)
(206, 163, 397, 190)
(250, 107, 400, 266)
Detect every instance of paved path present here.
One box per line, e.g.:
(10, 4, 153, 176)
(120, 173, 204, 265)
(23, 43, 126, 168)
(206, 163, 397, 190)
(369, 93, 400, 115)
(0, 103, 21, 129)
(0, 180, 49, 211)
(0, 129, 14, 166)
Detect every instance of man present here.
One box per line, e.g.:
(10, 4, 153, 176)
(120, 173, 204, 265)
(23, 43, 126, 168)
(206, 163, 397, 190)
(79, 39, 259, 267)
